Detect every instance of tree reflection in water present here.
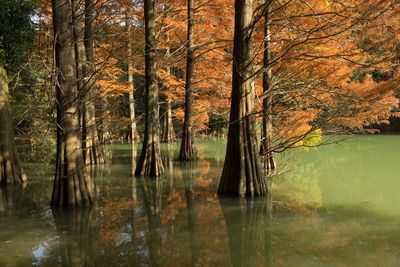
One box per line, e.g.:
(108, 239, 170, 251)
(52, 208, 97, 267)
(183, 161, 200, 266)
(0, 184, 26, 214)
(219, 196, 271, 267)
(137, 176, 168, 267)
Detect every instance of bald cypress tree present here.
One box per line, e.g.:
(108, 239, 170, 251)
(218, 0, 267, 197)
(134, 0, 164, 177)
(0, 69, 27, 185)
(260, 3, 276, 172)
(51, 0, 94, 207)
(179, 0, 196, 161)
(0, 0, 32, 185)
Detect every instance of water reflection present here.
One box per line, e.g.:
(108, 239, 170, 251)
(219, 198, 270, 267)
(51, 208, 97, 267)
(183, 162, 199, 266)
(0, 185, 26, 214)
(137, 177, 168, 267)
(4, 139, 400, 266)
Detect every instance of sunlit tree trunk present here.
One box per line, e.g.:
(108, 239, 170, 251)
(161, 98, 175, 142)
(135, 0, 164, 176)
(260, 3, 276, 172)
(83, 0, 104, 165)
(179, 0, 196, 161)
(0, 69, 27, 185)
(126, 13, 138, 167)
(161, 34, 175, 143)
(71, 0, 87, 154)
(218, 0, 267, 197)
(51, 0, 94, 208)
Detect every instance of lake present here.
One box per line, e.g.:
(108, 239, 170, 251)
(1, 136, 400, 266)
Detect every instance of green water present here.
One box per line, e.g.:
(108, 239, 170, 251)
(1, 136, 400, 266)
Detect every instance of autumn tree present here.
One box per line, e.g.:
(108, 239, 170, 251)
(51, 0, 94, 207)
(135, 0, 164, 176)
(125, 11, 139, 167)
(259, 1, 275, 172)
(179, 0, 196, 161)
(218, 0, 267, 197)
(83, 0, 104, 165)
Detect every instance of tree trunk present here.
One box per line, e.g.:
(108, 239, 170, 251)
(179, 0, 196, 161)
(161, 33, 175, 143)
(161, 98, 175, 142)
(51, 0, 94, 208)
(135, 0, 164, 177)
(260, 4, 276, 173)
(126, 13, 138, 168)
(83, 0, 104, 165)
(218, 0, 267, 197)
(0, 70, 26, 185)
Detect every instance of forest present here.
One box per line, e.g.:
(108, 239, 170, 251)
(1, 0, 400, 266)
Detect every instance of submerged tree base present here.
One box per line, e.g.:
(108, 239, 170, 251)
(0, 68, 27, 185)
(135, 143, 164, 177)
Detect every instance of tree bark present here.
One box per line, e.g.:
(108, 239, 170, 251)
(161, 98, 175, 142)
(161, 33, 175, 143)
(125, 14, 139, 168)
(83, 0, 104, 165)
(218, 0, 267, 197)
(260, 4, 276, 173)
(126, 13, 138, 168)
(0, 69, 27, 185)
(179, 0, 196, 161)
(135, 0, 164, 177)
(51, 0, 94, 208)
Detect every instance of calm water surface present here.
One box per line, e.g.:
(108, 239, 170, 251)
(1, 136, 400, 266)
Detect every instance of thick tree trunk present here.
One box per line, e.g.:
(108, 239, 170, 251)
(260, 4, 276, 173)
(83, 0, 103, 165)
(218, 0, 267, 197)
(161, 98, 175, 142)
(126, 13, 138, 167)
(51, 0, 94, 208)
(179, 0, 196, 161)
(0, 69, 27, 185)
(135, 0, 164, 177)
